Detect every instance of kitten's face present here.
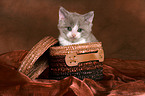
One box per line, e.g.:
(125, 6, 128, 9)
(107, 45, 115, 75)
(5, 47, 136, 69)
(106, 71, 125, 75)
(58, 7, 94, 43)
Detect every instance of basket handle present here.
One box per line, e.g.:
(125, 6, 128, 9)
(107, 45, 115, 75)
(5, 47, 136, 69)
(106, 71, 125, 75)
(65, 49, 104, 66)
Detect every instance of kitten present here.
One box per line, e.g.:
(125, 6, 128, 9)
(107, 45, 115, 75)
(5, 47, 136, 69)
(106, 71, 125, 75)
(58, 7, 98, 46)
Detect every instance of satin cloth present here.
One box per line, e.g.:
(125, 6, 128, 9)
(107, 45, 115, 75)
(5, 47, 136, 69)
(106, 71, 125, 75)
(0, 50, 145, 96)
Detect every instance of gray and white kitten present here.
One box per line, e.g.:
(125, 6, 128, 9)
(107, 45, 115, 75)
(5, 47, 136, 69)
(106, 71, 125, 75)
(58, 7, 98, 46)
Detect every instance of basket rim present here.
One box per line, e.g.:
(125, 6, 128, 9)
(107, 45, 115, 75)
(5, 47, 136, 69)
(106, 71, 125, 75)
(50, 42, 102, 50)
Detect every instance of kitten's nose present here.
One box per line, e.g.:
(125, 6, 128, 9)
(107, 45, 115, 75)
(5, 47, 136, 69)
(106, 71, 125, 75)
(72, 34, 76, 38)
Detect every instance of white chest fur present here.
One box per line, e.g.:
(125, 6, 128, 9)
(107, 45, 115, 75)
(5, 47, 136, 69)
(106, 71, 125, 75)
(59, 36, 86, 46)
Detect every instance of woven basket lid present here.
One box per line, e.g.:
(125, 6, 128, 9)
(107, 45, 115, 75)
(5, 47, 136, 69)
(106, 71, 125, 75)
(18, 36, 58, 80)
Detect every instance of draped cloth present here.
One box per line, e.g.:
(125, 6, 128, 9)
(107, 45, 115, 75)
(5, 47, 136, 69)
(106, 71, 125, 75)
(0, 50, 145, 96)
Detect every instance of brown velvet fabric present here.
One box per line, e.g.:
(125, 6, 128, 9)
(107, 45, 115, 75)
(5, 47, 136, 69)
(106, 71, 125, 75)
(0, 50, 145, 96)
(0, 0, 145, 60)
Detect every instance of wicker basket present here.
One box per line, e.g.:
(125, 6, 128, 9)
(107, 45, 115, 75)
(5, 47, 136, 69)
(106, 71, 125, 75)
(48, 42, 104, 80)
(18, 36, 104, 81)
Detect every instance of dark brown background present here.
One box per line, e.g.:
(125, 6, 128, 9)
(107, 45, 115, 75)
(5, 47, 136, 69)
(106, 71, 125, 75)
(0, 0, 145, 60)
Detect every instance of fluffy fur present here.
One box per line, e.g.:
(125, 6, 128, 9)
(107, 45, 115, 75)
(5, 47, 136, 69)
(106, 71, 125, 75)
(58, 7, 98, 46)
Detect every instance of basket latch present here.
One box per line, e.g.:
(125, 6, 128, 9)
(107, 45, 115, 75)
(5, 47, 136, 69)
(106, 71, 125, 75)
(65, 49, 104, 66)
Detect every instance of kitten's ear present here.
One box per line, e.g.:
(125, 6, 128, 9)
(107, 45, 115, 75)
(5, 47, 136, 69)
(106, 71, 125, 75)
(83, 11, 94, 23)
(59, 7, 69, 21)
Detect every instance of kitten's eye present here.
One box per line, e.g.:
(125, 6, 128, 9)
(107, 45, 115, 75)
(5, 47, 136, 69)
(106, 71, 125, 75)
(67, 27, 72, 31)
(77, 28, 83, 32)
